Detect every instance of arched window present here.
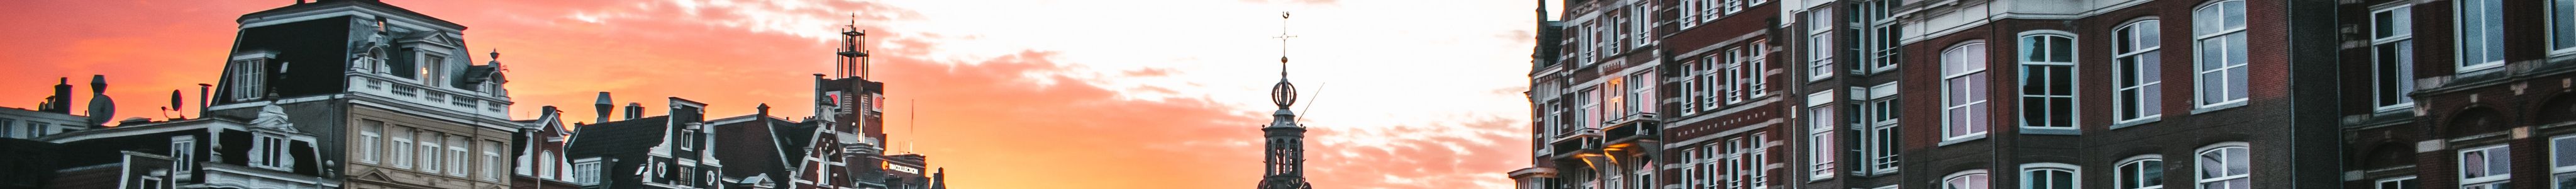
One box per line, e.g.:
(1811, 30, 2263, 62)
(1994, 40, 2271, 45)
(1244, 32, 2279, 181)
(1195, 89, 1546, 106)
(2194, 0, 2250, 109)
(2196, 143, 2251, 189)
(2116, 156, 2166, 189)
(2111, 18, 2165, 126)
(1943, 169, 1991, 189)
(1941, 41, 1991, 144)
(2021, 163, 2079, 189)
(2018, 33, 2078, 134)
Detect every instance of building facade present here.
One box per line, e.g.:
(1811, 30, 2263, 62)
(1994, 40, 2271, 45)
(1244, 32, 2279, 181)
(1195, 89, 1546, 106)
(208, 1, 523, 189)
(2336, 0, 2576, 188)
(1520, 0, 2355, 188)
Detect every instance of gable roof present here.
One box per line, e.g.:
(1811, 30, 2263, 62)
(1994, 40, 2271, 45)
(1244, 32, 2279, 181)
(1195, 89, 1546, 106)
(238, 0, 467, 30)
(562, 116, 669, 161)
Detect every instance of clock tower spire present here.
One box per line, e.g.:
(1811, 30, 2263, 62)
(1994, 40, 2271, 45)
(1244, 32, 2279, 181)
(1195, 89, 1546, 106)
(1257, 11, 1313, 189)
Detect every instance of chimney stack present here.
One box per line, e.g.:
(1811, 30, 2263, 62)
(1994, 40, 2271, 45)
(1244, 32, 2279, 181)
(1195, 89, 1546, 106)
(595, 92, 613, 123)
(197, 83, 211, 113)
(540, 106, 559, 118)
(45, 77, 72, 113)
(624, 103, 643, 120)
(757, 103, 772, 117)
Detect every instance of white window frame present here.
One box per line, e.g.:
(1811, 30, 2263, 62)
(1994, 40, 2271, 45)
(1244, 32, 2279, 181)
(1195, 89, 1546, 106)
(572, 158, 602, 185)
(1630, 71, 1657, 116)
(391, 127, 413, 169)
(2458, 144, 2511, 188)
(1701, 0, 1719, 22)
(482, 140, 502, 181)
(1580, 88, 1600, 129)
(422, 54, 448, 87)
(2456, 0, 2506, 72)
(2552, 0, 2576, 54)
(2195, 143, 2250, 189)
(250, 134, 291, 170)
(1806, 91, 1837, 180)
(1702, 55, 1724, 111)
(2191, 0, 2250, 110)
(1724, 47, 1748, 104)
(1684, 147, 1701, 188)
(420, 131, 443, 174)
(2370, 5, 2417, 112)
(1942, 169, 1990, 189)
(230, 59, 265, 101)
(1809, 7, 1837, 81)
(2018, 32, 2079, 134)
(1723, 0, 1744, 14)
(1744, 42, 1769, 98)
(2374, 176, 2416, 189)
(2021, 163, 2080, 189)
(1858, 83, 1900, 175)
(1684, 59, 1704, 115)
(2552, 135, 2576, 188)
(1681, 0, 1701, 28)
(170, 135, 196, 177)
(2115, 155, 2165, 189)
(359, 120, 381, 164)
(1940, 41, 1990, 144)
(2111, 19, 2165, 126)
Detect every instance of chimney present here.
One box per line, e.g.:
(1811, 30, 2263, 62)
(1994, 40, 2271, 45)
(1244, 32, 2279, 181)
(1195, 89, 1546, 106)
(46, 77, 71, 113)
(595, 92, 614, 123)
(624, 103, 643, 120)
(540, 106, 559, 119)
(196, 83, 211, 113)
(757, 103, 772, 117)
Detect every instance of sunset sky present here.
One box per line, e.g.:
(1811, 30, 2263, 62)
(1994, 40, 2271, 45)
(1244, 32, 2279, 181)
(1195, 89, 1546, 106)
(0, 0, 1540, 188)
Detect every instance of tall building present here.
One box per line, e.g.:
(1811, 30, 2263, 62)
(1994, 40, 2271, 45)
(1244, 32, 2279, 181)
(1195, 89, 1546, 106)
(2335, 0, 2576, 188)
(1519, 0, 2358, 188)
(1257, 12, 1315, 189)
(206, 0, 522, 188)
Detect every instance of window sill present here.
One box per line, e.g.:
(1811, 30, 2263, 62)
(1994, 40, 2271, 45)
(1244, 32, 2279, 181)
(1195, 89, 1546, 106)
(2109, 117, 2162, 130)
(2018, 127, 2080, 135)
(1938, 134, 1987, 146)
(2190, 101, 2248, 115)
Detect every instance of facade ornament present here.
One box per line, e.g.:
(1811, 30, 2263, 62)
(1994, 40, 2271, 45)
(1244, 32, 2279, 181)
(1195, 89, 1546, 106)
(250, 103, 297, 132)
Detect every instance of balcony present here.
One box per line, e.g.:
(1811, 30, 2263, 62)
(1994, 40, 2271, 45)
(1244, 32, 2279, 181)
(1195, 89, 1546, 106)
(1547, 129, 1599, 160)
(1601, 113, 1658, 147)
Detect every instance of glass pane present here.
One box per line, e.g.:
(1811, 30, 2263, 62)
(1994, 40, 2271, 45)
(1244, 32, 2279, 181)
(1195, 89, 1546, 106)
(2375, 11, 2394, 38)
(2120, 91, 2141, 118)
(2202, 38, 2225, 69)
(2118, 28, 2137, 53)
(2139, 22, 2162, 49)
(2121, 164, 2142, 188)
(2558, 137, 2576, 167)
(2554, 173, 2575, 189)
(2144, 161, 2165, 186)
(2228, 66, 2249, 100)
(2196, 7, 2219, 35)
(2052, 37, 2074, 62)
(2224, 1, 2246, 28)
(2143, 85, 2163, 115)
(2228, 33, 2250, 67)
(2228, 147, 2250, 175)
(2201, 152, 2227, 178)
(2202, 71, 2224, 103)
(2490, 148, 2512, 175)
(2559, 0, 2576, 49)
(2052, 66, 2074, 94)
(2052, 98, 2074, 126)
(2025, 37, 2044, 62)
(2119, 58, 2141, 86)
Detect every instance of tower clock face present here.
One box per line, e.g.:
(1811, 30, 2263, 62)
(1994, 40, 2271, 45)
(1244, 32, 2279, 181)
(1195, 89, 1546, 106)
(1270, 83, 1296, 107)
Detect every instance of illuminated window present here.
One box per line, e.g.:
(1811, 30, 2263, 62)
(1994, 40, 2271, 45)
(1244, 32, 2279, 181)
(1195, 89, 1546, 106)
(2459, 145, 2509, 189)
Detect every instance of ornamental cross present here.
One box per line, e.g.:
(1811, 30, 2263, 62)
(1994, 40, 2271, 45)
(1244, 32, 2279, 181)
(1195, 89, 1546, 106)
(1274, 11, 1296, 76)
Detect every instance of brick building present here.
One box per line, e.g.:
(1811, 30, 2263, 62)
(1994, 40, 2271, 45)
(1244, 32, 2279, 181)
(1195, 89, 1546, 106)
(1518, 0, 2364, 188)
(2336, 0, 2576, 188)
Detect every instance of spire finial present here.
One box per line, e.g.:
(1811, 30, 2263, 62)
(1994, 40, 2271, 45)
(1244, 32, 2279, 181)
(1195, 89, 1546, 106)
(1268, 11, 1299, 109)
(1273, 11, 1296, 77)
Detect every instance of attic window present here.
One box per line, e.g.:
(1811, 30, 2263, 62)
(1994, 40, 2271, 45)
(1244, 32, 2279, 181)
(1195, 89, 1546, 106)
(229, 59, 266, 101)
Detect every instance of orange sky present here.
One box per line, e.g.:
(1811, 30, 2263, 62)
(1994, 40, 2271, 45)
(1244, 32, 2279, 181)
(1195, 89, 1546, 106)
(0, 0, 1538, 188)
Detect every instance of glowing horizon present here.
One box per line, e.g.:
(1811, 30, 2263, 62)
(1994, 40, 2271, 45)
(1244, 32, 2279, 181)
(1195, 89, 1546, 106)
(0, 0, 1538, 188)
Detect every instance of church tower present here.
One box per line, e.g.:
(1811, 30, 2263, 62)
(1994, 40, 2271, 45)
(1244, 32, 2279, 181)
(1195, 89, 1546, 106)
(1257, 11, 1313, 189)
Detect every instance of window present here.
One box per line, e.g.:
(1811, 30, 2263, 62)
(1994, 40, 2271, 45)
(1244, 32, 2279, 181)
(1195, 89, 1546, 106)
(1701, 55, 1723, 110)
(360, 120, 381, 164)
(1807, 91, 1837, 180)
(1631, 6, 1650, 49)
(1941, 42, 1990, 143)
(391, 127, 413, 169)
(540, 151, 556, 179)
(250, 134, 292, 170)
(1716, 134, 1767, 189)
(2116, 157, 2165, 189)
(170, 135, 196, 175)
(2557, 0, 2576, 53)
(1699, 145, 1718, 188)
(1724, 0, 1744, 14)
(2458, 0, 2505, 72)
(1743, 42, 1769, 98)
(2112, 20, 2165, 125)
(2375, 176, 2415, 189)
(2196, 145, 2250, 189)
(1684, 148, 1701, 188)
(423, 55, 447, 87)
(2553, 135, 2576, 189)
(1809, 8, 1838, 81)
(230, 59, 265, 101)
(1859, 83, 1900, 174)
(1853, 0, 1902, 74)
(2372, 6, 2416, 111)
(1724, 48, 1748, 104)
(1682, 0, 1701, 28)
(136, 175, 163, 189)
(572, 159, 602, 185)
(1579, 88, 1599, 129)
(1701, 0, 1719, 22)
(421, 131, 442, 174)
(2019, 34, 2077, 133)
(2022, 163, 2078, 189)
(1943, 169, 1990, 189)
(1685, 60, 1704, 115)
(2460, 144, 2510, 188)
(482, 140, 502, 181)
(2193, 0, 2249, 109)
(1629, 71, 1657, 117)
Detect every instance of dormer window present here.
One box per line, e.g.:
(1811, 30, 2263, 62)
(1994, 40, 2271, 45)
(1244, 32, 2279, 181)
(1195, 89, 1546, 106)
(228, 55, 269, 101)
(249, 132, 293, 171)
(421, 55, 446, 87)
